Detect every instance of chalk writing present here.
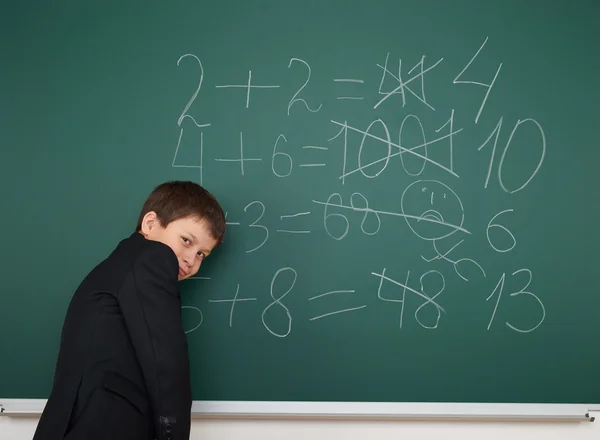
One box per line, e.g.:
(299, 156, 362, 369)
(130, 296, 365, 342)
(421, 238, 486, 282)
(208, 284, 257, 328)
(334, 77, 365, 100)
(486, 269, 545, 333)
(244, 201, 269, 253)
(478, 117, 546, 193)
(453, 37, 502, 124)
(181, 306, 203, 334)
(376, 268, 409, 328)
(168, 39, 548, 337)
(399, 115, 428, 176)
(327, 120, 349, 184)
(315, 192, 384, 240)
(373, 268, 447, 329)
(321, 193, 349, 240)
(278, 211, 311, 234)
(375, 53, 443, 110)
(358, 119, 392, 179)
(414, 270, 446, 329)
(308, 289, 366, 321)
(215, 70, 280, 108)
(172, 131, 204, 185)
(215, 132, 262, 176)
(287, 58, 322, 115)
(314, 188, 470, 239)
(224, 211, 240, 227)
(262, 267, 296, 337)
(400, 180, 467, 240)
(271, 134, 292, 177)
(176, 54, 211, 129)
(330, 115, 462, 182)
(486, 209, 516, 253)
(172, 54, 210, 184)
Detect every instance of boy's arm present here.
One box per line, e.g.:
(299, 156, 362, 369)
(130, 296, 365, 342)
(117, 242, 192, 440)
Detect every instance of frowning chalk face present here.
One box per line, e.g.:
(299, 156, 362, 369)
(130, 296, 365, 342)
(400, 180, 465, 241)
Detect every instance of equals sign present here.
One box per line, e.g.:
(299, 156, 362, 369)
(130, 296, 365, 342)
(333, 78, 364, 100)
(300, 145, 327, 167)
(277, 212, 311, 234)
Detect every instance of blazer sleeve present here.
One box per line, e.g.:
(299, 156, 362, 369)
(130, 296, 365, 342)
(117, 242, 192, 440)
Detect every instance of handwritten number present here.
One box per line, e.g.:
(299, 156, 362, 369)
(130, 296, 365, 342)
(477, 117, 502, 189)
(399, 115, 428, 176)
(486, 209, 516, 252)
(176, 54, 210, 128)
(181, 306, 204, 334)
(478, 117, 546, 194)
(498, 119, 547, 194)
(261, 267, 296, 337)
(506, 269, 546, 333)
(414, 270, 446, 329)
(434, 109, 456, 173)
(244, 201, 269, 253)
(453, 37, 502, 124)
(358, 119, 392, 178)
(172, 54, 210, 176)
(350, 193, 381, 236)
(486, 273, 505, 330)
(323, 193, 349, 240)
(271, 134, 292, 177)
(287, 58, 322, 115)
(322, 193, 383, 240)
(486, 269, 545, 333)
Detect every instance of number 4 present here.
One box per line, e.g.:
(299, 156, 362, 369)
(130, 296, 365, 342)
(453, 37, 502, 124)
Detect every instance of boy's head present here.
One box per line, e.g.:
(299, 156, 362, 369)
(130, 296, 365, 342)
(136, 181, 226, 281)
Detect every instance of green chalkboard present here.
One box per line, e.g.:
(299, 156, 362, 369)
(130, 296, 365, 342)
(1, 0, 599, 405)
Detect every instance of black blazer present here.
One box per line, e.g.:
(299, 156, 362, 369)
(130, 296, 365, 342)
(33, 232, 192, 440)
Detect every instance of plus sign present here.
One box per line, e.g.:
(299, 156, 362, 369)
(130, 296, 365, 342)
(214, 132, 262, 176)
(208, 285, 257, 327)
(215, 71, 280, 108)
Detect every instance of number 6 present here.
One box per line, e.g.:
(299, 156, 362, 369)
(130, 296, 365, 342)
(271, 134, 292, 177)
(486, 209, 516, 253)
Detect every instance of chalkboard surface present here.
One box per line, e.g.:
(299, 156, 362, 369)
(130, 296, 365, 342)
(1, 0, 599, 405)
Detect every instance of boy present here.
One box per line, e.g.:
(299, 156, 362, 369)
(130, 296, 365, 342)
(33, 181, 226, 440)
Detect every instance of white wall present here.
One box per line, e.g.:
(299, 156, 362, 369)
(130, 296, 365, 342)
(2, 413, 599, 440)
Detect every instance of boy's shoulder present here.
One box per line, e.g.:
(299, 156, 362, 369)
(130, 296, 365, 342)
(80, 233, 177, 292)
(111, 232, 178, 274)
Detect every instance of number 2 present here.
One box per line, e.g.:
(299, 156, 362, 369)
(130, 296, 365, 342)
(176, 54, 210, 128)
(287, 58, 322, 115)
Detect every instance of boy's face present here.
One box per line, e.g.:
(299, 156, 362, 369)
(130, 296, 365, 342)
(141, 213, 218, 281)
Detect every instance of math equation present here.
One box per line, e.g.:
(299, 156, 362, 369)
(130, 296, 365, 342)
(168, 38, 547, 338)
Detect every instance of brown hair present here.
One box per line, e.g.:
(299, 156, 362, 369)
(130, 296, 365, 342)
(136, 181, 226, 247)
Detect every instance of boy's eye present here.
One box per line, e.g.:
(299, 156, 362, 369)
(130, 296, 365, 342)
(197, 252, 205, 259)
(182, 237, 191, 245)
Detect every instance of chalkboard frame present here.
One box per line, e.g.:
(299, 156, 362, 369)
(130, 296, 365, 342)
(0, 399, 597, 422)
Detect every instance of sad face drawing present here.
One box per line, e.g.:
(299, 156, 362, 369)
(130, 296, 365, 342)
(400, 180, 466, 241)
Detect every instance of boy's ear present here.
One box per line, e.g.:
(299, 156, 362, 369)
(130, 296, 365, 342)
(140, 211, 159, 236)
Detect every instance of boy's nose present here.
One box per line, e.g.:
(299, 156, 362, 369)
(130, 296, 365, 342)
(184, 251, 196, 266)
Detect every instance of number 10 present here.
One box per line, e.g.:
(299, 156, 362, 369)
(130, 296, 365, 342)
(478, 117, 546, 194)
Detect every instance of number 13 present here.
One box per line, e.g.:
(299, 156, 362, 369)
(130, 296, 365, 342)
(486, 268, 546, 333)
